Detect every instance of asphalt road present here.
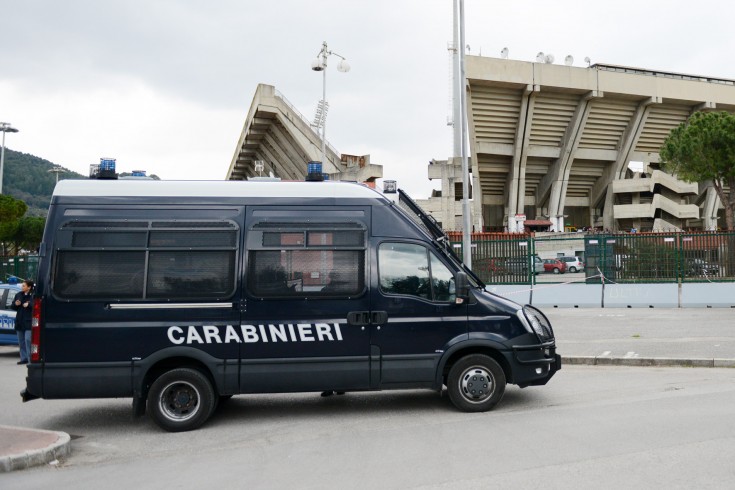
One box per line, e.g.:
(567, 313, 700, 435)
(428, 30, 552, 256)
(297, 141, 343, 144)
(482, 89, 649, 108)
(1, 361, 733, 489)
(1, 307, 734, 488)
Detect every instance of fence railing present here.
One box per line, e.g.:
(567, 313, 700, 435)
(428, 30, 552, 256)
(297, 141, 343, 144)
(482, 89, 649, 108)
(449, 231, 735, 285)
(6, 232, 732, 287)
(0, 255, 39, 283)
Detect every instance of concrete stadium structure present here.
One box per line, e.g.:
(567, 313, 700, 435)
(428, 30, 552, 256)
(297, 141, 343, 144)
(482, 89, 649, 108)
(430, 56, 735, 233)
(228, 62, 735, 235)
(226, 84, 382, 185)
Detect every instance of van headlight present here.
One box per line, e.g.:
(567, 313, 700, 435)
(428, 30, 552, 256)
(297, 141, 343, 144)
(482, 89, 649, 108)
(518, 306, 554, 342)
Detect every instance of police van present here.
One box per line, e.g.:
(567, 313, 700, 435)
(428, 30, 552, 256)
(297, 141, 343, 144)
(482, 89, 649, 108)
(22, 179, 560, 431)
(0, 281, 23, 346)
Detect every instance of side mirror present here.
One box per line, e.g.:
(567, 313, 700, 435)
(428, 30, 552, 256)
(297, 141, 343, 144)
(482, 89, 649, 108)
(455, 272, 469, 304)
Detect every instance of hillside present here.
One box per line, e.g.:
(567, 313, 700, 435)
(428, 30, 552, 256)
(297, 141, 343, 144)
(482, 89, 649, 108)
(3, 149, 86, 216)
(2, 149, 160, 216)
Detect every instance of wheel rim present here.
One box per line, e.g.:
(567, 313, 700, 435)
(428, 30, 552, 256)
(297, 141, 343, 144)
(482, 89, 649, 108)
(158, 381, 201, 422)
(570, 267, 577, 273)
(458, 365, 495, 404)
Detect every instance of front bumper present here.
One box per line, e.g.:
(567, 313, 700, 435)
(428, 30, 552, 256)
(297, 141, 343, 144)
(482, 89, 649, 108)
(510, 340, 562, 387)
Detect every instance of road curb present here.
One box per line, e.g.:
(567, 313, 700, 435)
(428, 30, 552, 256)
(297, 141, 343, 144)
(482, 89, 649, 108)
(0, 426, 71, 473)
(562, 356, 735, 368)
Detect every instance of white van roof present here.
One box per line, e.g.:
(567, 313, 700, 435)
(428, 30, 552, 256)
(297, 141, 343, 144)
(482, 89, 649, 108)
(53, 180, 386, 200)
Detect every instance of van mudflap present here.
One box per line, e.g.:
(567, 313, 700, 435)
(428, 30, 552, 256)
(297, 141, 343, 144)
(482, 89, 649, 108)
(20, 388, 39, 402)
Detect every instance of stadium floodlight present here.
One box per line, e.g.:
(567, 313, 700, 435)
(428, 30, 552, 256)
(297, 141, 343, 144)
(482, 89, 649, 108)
(0, 122, 19, 195)
(310, 41, 350, 167)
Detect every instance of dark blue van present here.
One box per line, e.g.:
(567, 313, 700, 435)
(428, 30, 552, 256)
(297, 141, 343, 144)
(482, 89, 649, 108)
(23, 180, 560, 431)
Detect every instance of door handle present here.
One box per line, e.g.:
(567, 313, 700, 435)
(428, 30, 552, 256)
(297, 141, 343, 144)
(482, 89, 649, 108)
(347, 311, 370, 325)
(347, 311, 388, 325)
(370, 311, 388, 325)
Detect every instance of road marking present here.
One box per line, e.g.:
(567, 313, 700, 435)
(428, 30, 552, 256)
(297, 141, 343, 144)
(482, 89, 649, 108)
(624, 351, 638, 358)
(601, 351, 611, 357)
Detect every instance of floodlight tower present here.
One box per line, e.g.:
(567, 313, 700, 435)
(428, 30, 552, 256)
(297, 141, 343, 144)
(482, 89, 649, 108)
(311, 41, 350, 167)
(0, 122, 19, 195)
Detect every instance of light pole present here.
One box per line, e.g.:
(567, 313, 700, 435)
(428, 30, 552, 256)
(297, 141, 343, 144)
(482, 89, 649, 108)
(0, 122, 19, 195)
(48, 166, 64, 184)
(311, 41, 350, 167)
(458, 0, 472, 268)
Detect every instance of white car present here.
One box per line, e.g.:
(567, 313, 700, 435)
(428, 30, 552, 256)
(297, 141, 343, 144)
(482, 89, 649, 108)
(559, 256, 584, 273)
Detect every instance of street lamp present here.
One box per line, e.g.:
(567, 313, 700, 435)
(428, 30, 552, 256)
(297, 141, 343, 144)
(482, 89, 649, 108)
(311, 41, 350, 168)
(0, 122, 19, 195)
(48, 165, 64, 184)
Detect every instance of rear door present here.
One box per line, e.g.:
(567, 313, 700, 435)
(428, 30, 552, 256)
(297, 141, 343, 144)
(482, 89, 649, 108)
(370, 240, 467, 387)
(240, 206, 372, 393)
(41, 206, 244, 398)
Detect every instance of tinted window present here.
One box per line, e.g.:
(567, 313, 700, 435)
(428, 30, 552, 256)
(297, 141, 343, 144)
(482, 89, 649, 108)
(56, 251, 146, 299)
(148, 251, 236, 298)
(248, 224, 366, 298)
(430, 253, 456, 302)
(54, 221, 237, 300)
(379, 243, 455, 302)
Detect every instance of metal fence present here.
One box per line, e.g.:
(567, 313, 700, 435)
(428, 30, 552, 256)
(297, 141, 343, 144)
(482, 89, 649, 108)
(449, 232, 735, 285)
(5, 232, 732, 287)
(0, 255, 39, 283)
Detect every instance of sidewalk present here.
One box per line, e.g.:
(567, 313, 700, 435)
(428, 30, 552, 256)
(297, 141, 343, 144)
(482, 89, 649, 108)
(0, 425, 70, 472)
(546, 307, 735, 367)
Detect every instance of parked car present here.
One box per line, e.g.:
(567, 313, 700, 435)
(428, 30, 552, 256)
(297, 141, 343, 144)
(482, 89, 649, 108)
(532, 255, 544, 274)
(543, 258, 567, 274)
(559, 256, 584, 273)
(0, 282, 22, 346)
(505, 256, 543, 275)
(686, 258, 719, 277)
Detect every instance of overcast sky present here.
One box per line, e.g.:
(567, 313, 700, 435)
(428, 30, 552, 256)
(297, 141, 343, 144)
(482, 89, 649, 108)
(2, 0, 734, 198)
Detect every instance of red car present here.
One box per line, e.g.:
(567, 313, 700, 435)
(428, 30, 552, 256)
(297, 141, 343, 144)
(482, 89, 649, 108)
(543, 258, 567, 274)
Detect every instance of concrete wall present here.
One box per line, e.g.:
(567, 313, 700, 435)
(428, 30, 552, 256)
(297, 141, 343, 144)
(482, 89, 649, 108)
(487, 283, 735, 308)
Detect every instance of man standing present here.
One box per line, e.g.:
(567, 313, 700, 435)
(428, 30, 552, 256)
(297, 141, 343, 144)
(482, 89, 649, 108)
(12, 279, 33, 365)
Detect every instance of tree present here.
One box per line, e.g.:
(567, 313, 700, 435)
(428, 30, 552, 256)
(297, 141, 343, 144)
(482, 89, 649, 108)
(15, 216, 46, 252)
(0, 195, 28, 254)
(0, 194, 27, 223)
(660, 111, 735, 230)
(0, 195, 46, 255)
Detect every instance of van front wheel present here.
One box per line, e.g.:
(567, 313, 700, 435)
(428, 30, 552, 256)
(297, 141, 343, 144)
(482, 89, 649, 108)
(447, 355, 505, 412)
(147, 368, 216, 432)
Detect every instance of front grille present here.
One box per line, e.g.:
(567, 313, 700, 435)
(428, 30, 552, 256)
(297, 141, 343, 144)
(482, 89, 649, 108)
(523, 305, 555, 342)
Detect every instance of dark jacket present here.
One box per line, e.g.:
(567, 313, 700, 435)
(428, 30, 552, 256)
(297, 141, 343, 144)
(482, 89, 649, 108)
(11, 291, 33, 331)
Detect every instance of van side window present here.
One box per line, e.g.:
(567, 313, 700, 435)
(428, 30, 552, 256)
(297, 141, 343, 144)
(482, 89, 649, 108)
(247, 223, 366, 298)
(378, 243, 456, 302)
(53, 221, 238, 300)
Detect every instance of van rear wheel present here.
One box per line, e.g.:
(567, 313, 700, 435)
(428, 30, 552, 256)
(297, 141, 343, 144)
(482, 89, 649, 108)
(147, 368, 216, 432)
(447, 355, 505, 412)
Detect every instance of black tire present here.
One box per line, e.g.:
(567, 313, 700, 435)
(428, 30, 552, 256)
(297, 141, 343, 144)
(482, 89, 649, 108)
(569, 266, 577, 273)
(553, 267, 560, 274)
(447, 354, 506, 412)
(147, 368, 216, 432)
